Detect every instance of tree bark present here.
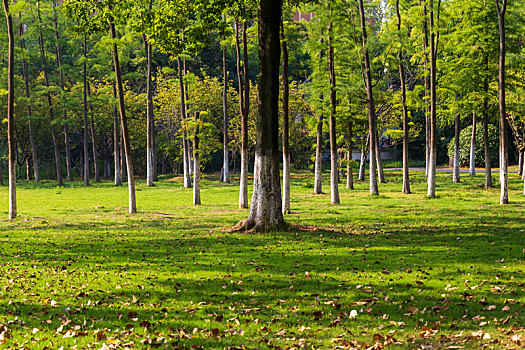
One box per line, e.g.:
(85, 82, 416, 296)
(110, 17, 136, 213)
(358, 0, 379, 195)
(496, 0, 508, 204)
(427, 0, 440, 198)
(346, 122, 354, 190)
(37, 5, 63, 186)
(469, 112, 476, 176)
(87, 81, 101, 183)
(193, 112, 201, 205)
(422, 0, 430, 178)
(396, 0, 410, 194)
(375, 131, 386, 183)
(113, 83, 122, 186)
(145, 11, 155, 187)
(281, 19, 291, 213)
(327, 16, 340, 204)
(453, 103, 460, 183)
(83, 36, 90, 186)
(222, 34, 230, 183)
(359, 134, 369, 181)
(53, 2, 73, 182)
(483, 54, 493, 188)
(20, 24, 40, 183)
(177, 57, 191, 188)
(313, 48, 324, 195)
(4, 0, 16, 219)
(517, 148, 523, 177)
(238, 0, 284, 231)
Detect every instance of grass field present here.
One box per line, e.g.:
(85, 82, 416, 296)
(0, 169, 523, 349)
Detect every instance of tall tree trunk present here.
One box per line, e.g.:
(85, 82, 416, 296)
(177, 57, 191, 188)
(120, 133, 126, 181)
(144, 11, 155, 187)
(222, 34, 230, 183)
(193, 112, 201, 205)
(347, 122, 354, 190)
(113, 83, 122, 186)
(4, 0, 16, 219)
(422, 0, 430, 178)
(453, 103, 461, 183)
(427, 0, 440, 198)
(87, 81, 101, 183)
(237, 21, 250, 209)
(358, 0, 379, 195)
(281, 19, 291, 213)
(496, 0, 508, 204)
(327, 16, 340, 204)
(483, 55, 493, 188)
(396, 0, 410, 193)
(20, 25, 40, 183)
(53, 3, 73, 182)
(359, 134, 369, 181)
(517, 148, 523, 177)
(110, 17, 136, 213)
(83, 36, 90, 186)
(375, 129, 385, 183)
(37, 5, 63, 186)
(469, 112, 476, 176)
(238, 0, 284, 231)
(313, 48, 324, 195)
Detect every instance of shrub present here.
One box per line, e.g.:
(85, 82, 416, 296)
(447, 123, 498, 167)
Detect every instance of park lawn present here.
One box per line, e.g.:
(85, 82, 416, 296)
(0, 170, 523, 349)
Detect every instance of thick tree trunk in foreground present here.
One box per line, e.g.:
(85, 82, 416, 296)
(453, 108, 461, 183)
(20, 26, 40, 183)
(347, 122, 354, 190)
(222, 40, 230, 183)
(470, 112, 476, 176)
(358, 0, 379, 195)
(113, 84, 122, 186)
(483, 56, 493, 188)
(427, 0, 440, 197)
(38, 6, 63, 186)
(327, 18, 340, 204)
(110, 18, 136, 213)
(496, 0, 508, 204)
(83, 37, 90, 186)
(193, 112, 201, 205)
(177, 57, 191, 188)
(281, 20, 291, 213)
(237, 0, 284, 231)
(4, 0, 16, 219)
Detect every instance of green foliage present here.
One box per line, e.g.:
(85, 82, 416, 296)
(447, 123, 498, 167)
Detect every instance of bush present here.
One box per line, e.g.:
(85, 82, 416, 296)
(447, 123, 498, 167)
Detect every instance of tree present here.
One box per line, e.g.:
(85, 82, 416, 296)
(496, 0, 508, 204)
(281, 18, 291, 213)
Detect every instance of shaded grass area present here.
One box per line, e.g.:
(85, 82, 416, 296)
(0, 170, 524, 349)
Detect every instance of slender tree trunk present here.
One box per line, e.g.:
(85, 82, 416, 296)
(359, 134, 368, 181)
(518, 148, 523, 177)
(358, 0, 379, 195)
(483, 55, 493, 188)
(496, 0, 508, 204)
(327, 17, 340, 204)
(396, 0, 410, 193)
(177, 57, 191, 188)
(313, 48, 324, 195)
(120, 133, 126, 181)
(37, 6, 63, 186)
(53, 3, 73, 182)
(375, 130, 386, 183)
(347, 122, 354, 190)
(20, 26, 40, 183)
(427, 0, 440, 198)
(113, 83, 122, 186)
(222, 34, 230, 183)
(26, 157, 30, 181)
(110, 17, 136, 213)
(193, 112, 201, 205)
(453, 104, 461, 183)
(469, 112, 476, 176)
(237, 21, 250, 209)
(239, 0, 284, 231)
(422, 1, 430, 178)
(144, 16, 155, 187)
(281, 19, 291, 213)
(4, 0, 16, 218)
(87, 82, 100, 183)
(83, 37, 90, 186)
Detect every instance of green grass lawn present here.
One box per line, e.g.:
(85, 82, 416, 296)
(0, 170, 523, 349)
